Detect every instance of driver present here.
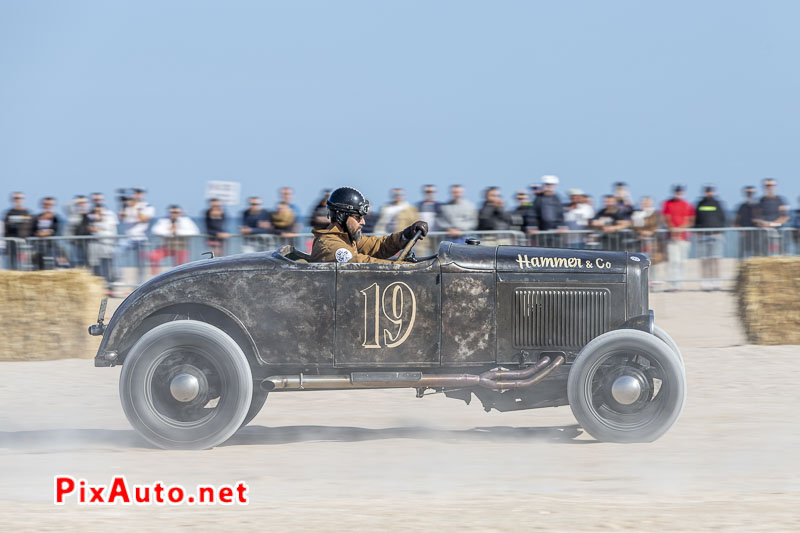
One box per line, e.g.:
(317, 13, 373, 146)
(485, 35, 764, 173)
(310, 187, 428, 263)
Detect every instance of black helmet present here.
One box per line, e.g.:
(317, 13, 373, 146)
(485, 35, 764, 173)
(327, 186, 370, 226)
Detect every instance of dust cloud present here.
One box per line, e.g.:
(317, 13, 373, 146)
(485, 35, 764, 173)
(1, 292, 799, 531)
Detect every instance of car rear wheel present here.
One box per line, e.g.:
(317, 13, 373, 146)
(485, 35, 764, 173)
(119, 320, 252, 450)
(567, 329, 685, 443)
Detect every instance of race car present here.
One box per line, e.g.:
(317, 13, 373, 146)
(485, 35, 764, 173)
(90, 234, 686, 449)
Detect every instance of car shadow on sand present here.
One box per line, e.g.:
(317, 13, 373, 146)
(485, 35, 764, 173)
(225, 424, 588, 447)
(0, 428, 147, 450)
(0, 424, 589, 451)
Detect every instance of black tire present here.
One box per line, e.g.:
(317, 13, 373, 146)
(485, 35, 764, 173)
(568, 329, 686, 443)
(240, 390, 269, 428)
(119, 320, 253, 450)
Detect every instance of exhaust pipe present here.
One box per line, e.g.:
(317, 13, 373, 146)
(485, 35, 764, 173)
(479, 355, 564, 389)
(261, 355, 564, 392)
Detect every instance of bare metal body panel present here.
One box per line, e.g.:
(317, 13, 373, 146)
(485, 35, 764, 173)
(94, 241, 651, 410)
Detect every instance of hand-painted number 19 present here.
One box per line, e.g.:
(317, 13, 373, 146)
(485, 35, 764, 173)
(359, 281, 417, 348)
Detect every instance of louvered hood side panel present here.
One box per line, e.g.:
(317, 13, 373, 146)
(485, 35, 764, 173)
(513, 288, 609, 349)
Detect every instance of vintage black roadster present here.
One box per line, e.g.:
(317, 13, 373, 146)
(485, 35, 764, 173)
(91, 235, 686, 449)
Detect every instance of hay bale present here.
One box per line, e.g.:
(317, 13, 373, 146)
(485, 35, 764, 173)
(737, 257, 800, 345)
(0, 270, 106, 361)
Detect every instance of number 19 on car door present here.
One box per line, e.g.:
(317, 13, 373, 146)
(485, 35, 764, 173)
(335, 263, 440, 367)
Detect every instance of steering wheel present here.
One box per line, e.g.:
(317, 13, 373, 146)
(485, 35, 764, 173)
(395, 229, 423, 262)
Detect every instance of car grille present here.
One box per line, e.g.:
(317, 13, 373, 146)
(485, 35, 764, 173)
(513, 288, 609, 348)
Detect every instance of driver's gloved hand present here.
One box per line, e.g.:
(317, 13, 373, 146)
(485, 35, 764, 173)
(402, 220, 429, 241)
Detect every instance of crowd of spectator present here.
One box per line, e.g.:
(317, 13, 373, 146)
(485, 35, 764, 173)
(2, 177, 799, 292)
(327, 176, 797, 289)
(0, 187, 304, 286)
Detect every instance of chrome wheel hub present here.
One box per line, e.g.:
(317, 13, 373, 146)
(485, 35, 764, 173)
(170, 373, 201, 403)
(610, 375, 642, 405)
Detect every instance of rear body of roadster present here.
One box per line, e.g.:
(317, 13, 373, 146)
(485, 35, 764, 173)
(92, 241, 686, 449)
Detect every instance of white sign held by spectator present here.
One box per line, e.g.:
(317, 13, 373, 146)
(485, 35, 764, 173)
(206, 181, 241, 207)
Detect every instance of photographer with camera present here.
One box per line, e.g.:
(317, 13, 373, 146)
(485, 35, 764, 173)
(204, 197, 230, 257)
(85, 195, 118, 288)
(117, 188, 154, 283)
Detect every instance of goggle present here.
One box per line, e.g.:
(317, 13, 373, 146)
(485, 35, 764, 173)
(327, 199, 370, 217)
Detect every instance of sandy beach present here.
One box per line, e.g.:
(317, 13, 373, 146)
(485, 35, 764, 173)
(0, 291, 798, 531)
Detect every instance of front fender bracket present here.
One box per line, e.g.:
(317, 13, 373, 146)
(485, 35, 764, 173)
(619, 310, 655, 334)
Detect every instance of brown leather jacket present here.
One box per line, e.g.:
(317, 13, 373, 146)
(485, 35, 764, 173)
(310, 224, 407, 263)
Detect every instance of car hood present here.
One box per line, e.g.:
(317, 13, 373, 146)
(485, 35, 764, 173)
(438, 242, 637, 274)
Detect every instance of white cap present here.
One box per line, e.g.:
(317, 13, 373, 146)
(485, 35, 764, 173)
(542, 175, 559, 185)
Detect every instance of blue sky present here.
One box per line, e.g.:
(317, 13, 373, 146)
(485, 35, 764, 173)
(1, 1, 799, 218)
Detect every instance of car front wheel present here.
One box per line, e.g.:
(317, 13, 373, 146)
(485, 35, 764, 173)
(653, 325, 685, 371)
(567, 329, 686, 443)
(119, 320, 253, 450)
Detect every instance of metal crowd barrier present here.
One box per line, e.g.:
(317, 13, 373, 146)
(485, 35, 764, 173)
(3, 228, 798, 292)
(216, 230, 527, 257)
(0, 237, 32, 270)
(522, 227, 799, 289)
(523, 226, 800, 257)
